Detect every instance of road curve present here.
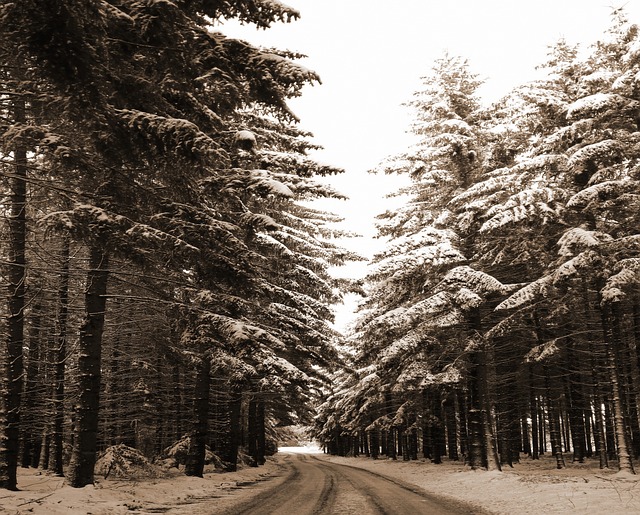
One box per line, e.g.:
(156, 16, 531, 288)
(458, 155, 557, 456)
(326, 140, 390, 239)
(217, 453, 485, 515)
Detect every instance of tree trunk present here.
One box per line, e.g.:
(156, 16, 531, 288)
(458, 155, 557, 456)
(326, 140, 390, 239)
(52, 237, 70, 476)
(67, 246, 110, 488)
(444, 397, 459, 460)
(582, 280, 607, 468)
(601, 302, 635, 474)
(478, 348, 501, 471)
(247, 397, 258, 466)
(185, 356, 210, 477)
(409, 427, 418, 460)
(388, 428, 397, 460)
(467, 307, 500, 471)
(594, 397, 609, 469)
(604, 399, 617, 461)
(38, 432, 50, 471)
(530, 366, 539, 460)
(566, 337, 587, 463)
(362, 430, 370, 458)
(545, 367, 566, 470)
(431, 391, 444, 464)
(172, 364, 183, 442)
(256, 400, 266, 465)
(1, 98, 28, 490)
(370, 429, 379, 459)
(225, 390, 242, 471)
(456, 389, 468, 461)
(21, 300, 43, 469)
(467, 354, 485, 469)
(625, 338, 640, 459)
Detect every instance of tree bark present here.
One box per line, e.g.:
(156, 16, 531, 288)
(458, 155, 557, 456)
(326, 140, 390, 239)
(601, 302, 635, 474)
(478, 348, 501, 471)
(467, 353, 485, 469)
(529, 365, 539, 460)
(247, 397, 259, 466)
(67, 246, 110, 488)
(225, 390, 242, 471)
(431, 391, 445, 464)
(20, 300, 43, 469)
(444, 397, 459, 460)
(51, 236, 70, 476)
(545, 367, 566, 470)
(583, 282, 608, 468)
(467, 307, 501, 471)
(1, 97, 28, 490)
(256, 400, 266, 465)
(185, 356, 210, 477)
(565, 336, 587, 463)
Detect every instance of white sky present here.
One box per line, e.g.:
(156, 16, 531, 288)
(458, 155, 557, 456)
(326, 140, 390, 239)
(223, 0, 640, 240)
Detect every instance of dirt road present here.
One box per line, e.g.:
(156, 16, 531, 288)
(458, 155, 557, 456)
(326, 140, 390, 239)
(218, 453, 485, 514)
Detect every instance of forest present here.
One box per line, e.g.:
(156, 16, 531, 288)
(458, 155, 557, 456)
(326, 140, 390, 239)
(0, 0, 639, 497)
(0, 0, 360, 491)
(316, 12, 640, 476)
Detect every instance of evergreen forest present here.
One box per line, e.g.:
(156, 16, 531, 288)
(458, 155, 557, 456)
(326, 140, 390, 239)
(1, 0, 640, 496)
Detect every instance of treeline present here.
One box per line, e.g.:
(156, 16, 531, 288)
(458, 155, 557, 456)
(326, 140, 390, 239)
(0, 1, 355, 490)
(316, 13, 640, 474)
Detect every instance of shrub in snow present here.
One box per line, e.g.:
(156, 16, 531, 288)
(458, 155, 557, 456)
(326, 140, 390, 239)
(160, 435, 223, 469)
(95, 444, 162, 479)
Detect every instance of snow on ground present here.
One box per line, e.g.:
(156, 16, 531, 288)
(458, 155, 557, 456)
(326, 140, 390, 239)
(2, 451, 640, 514)
(0, 458, 287, 514)
(320, 453, 640, 514)
(278, 444, 324, 454)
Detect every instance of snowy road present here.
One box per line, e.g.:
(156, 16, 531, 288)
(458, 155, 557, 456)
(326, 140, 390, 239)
(217, 453, 480, 514)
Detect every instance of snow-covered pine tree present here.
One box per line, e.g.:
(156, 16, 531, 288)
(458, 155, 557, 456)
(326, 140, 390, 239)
(174, 109, 360, 473)
(323, 54, 509, 470)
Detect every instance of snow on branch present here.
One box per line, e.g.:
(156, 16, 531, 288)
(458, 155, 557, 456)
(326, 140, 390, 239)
(188, 311, 285, 352)
(567, 139, 623, 172)
(257, 346, 310, 385)
(524, 340, 561, 363)
(495, 276, 553, 311)
(395, 362, 461, 389)
(255, 232, 294, 256)
(125, 222, 200, 253)
(117, 109, 223, 161)
(98, 0, 134, 25)
(239, 212, 279, 232)
(208, 348, 258, 380)
(438, 265, 509, 296)
(371, 236, 465, 282)
(601, 258, 640, 302)
(379, 325, 433, 366)
(480, 186, 563, 233)
(262, 282, 332, 321)
(552, 250, 603, 283)
(557, 227, 613, 256)
(567, 179, 636, 210)
(449, 174, 508, 207)
(246, 169, 294, 198)
(38, 204, 203, 257)
(567, 93, 639, 120)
